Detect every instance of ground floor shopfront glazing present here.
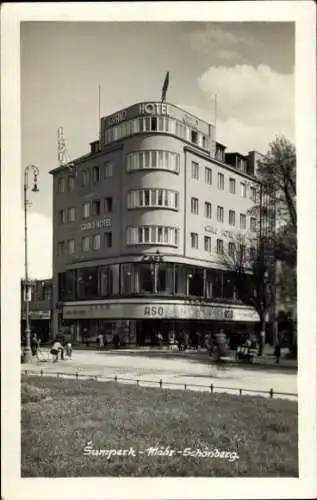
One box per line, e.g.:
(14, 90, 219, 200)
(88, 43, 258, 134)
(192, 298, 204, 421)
(57, 299, 259, 347)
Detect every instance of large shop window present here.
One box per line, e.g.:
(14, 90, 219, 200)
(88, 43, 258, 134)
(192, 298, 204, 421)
(121, 263, 136, 295)
(126, 150, 180, 173)
(127, 189, 179, 210)
(205, 269, 225, 299)
(223, 272, 236, 301)
(174, 265, 204, 297)
(157, 263, 174, 295)
(58, 270, 76, 301)
(126, 226, 178, 247)
(99, 265, 119, 296)
(77, 267, 98, 299)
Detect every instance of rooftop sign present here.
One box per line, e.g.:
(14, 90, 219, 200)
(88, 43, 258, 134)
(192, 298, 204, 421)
(103, 102, 210, 135)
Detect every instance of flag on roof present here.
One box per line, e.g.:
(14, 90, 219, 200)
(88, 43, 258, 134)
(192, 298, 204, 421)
(161, 71, 170, 102)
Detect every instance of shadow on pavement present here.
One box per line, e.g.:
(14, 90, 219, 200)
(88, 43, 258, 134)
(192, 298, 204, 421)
(93, 349, 297, 374)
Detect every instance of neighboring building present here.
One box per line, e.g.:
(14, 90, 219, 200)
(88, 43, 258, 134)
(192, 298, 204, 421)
(49, 101, 265, 346)
(21, 278, 53, 343)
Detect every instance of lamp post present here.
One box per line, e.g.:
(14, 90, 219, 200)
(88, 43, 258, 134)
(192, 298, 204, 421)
(22, 165, 40, 363)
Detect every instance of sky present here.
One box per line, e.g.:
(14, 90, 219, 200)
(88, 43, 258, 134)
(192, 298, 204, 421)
(21, 21, 295, 278)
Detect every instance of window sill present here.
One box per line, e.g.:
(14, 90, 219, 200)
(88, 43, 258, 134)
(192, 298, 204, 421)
(127, 206, 179, 212)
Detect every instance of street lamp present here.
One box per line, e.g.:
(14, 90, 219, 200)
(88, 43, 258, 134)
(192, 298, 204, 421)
(22, 165, 40, 363)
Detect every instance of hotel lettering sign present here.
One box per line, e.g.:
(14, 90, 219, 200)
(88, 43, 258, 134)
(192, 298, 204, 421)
(138, 102, 169, 116)
(81, 218, 112, 231)
(183, 114, 199, 129)
(63, 302, 259, 322)
(104, 103, 210, 135)
(106, 102, 169, 128)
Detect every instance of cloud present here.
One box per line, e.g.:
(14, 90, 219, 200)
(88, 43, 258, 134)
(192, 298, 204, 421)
(186, 25, 251, 64)
(185, 64, 294, 154)
(20, 211, 52, 279)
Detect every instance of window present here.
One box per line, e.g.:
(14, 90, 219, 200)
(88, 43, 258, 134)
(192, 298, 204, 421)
(67, 207, 76, 223)
(57, 241, 65, 256)
(204, 236, 211, 253)
(191, 197, 199, 214)
(216, 239, 224, 255)
(250, 186, 257, 202)
(240, 213, 247, 229)
(239, 244, 246, 260)
(93, 234, 101, 250)
(205, 167, 212, 185)
(58, 209, 66, 225)
(92, 166, 101, 184)
(250, 217, 257, 232)
(104, 197, 112, 213)
(127, 189, 179, 210)
(144, 190, 150, 206)
(81, 170, 90, 186)
(151, 117, 157, 131)
(92, 200, 101, 217)
(68, 239, 75, 255)
(229, 178, 236, 194)
(105, 232, 112, 248)
(239, 159, 247, 172)
(77, 267, 98, 300)
(191, 130, 198, 144)
(229, 210, 236, 226)
(250, 246, 256, 261)
(217, 173, 224, 190)
(104, 163, 113, 178)
(126, 226, 178, 246)
(191, 232, 198, 249)
(57, 178, 65, 193)
(204, 202, 212, 219)
(68, 176, 75, 191)
(126, 151, 180, 174)
(82, 237, 90, 252)
(217, 205, 224, 223)
(228, 242, 235, 258)
(191, 161, 199, 180)
(240, 182, 247, 198)
(82, 203, 90, 219)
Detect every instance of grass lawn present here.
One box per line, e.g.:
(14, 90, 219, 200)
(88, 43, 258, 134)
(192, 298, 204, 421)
(21, 376, 298, 477)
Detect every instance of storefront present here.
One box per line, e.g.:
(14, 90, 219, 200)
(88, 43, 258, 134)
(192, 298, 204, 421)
(62, 299, 259, 346)
(21, 310, 51, 343)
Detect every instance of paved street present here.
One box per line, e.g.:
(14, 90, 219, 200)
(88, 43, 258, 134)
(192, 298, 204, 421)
(22, 348, 297, 400)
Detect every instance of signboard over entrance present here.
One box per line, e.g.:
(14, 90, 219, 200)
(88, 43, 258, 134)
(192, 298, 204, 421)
(63, 301, 259, 322)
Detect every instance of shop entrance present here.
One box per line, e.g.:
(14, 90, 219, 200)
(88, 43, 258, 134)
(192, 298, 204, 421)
(136, 320, 172, 346)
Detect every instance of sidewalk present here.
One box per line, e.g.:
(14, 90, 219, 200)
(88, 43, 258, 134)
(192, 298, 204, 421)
(75, 347, 298, 371)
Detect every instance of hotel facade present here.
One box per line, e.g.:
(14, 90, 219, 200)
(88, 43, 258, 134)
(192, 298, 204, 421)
(50, 101, 266, 346)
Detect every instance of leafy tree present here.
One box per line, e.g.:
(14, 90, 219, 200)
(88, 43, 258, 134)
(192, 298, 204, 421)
(220, 233, 274, 354)
(256, 136, 296, 230)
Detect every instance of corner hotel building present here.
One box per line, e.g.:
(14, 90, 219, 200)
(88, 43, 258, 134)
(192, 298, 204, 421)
(50, 101, 263, 346)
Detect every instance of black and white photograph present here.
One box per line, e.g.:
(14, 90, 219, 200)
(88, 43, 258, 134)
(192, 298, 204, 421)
(1, 2, 316, 499)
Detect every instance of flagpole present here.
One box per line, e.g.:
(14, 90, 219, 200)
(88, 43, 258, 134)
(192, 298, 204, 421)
(98, 84, 101, 140)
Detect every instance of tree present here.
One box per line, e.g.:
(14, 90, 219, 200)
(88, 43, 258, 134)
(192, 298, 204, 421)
(220, 233, 275, 354)
(256, 136, 296, 230)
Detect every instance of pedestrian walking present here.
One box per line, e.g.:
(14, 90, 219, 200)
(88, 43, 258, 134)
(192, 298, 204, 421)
(50, 340, 63, 363)
(274, 342, 281, 364)
(31, 334, 39, 357)
(65, 341, 72, 359)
